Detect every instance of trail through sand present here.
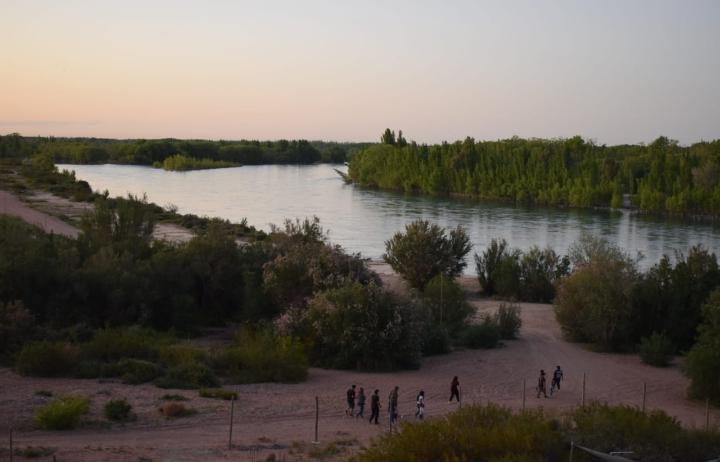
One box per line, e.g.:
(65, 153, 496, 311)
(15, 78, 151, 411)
(0, 190, 80, 238)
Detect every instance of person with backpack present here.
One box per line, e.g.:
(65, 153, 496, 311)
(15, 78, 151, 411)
(449, 376, 461, 403)
(346, 384, 356, 416)
(369, 389, 381, 424)
(415, 390, 425, 419)
(356, 387, 366, 418)
(550, 365, 564, 395)
(537, 370, 548, 398)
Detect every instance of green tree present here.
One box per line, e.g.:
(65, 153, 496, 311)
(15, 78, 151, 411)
(384, 220, 471, 290)
(686, 289, 720, 403)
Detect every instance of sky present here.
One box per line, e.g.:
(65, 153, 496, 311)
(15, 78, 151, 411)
(1, 0, 719, 145)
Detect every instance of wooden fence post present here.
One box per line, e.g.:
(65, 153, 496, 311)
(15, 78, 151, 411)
(581, 373, 586, 407)
(706, 398, 711, 432)
(314, 396, 319, 443)
(522, 379, 526, 411)
(228, 395, 235, 450)
(642, 382, 647, 413)
(9, 428, 13, 462)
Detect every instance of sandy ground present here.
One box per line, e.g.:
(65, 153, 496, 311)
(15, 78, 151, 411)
(0, 191, 717, 461)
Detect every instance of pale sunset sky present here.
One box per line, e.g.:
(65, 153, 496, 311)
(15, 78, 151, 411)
(1, 0, 719, 144)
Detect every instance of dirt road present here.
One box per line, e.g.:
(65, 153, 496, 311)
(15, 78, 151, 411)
(0, 190, 80, 238)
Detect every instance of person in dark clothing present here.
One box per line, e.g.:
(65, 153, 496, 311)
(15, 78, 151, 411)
(537, 370, 548, 398)
(388, 386, 399, 425)
(415, 390, 425, 419)
(550, 366, 563, 395)
(449, 376, 461, 402)
(346, 384, 356, 416)
(356, 387, 366, 418)
(369, 389, 381, 424)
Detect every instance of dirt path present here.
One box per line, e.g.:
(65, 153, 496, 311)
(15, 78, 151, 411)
(0, 190, 80, 238)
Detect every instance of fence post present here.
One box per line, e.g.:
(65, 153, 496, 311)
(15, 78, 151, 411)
(228, 395, 235, 450)
(642, 382, 647, 413)
(314, 396, 319, 443)
(522, 379, 526, 411)
(569, 441, 574, 462)
(581, 373, 586, 407)
(9, 428, 12, 462)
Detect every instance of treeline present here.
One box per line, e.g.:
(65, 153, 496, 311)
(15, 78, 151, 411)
(349, 130, 720, 216)
(0, 133, 372, 166)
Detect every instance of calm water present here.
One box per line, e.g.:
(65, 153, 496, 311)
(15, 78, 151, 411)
(60, 163, 720, 272)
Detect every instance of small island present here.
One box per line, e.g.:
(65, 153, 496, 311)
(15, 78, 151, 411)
(152, 154, 239, 171)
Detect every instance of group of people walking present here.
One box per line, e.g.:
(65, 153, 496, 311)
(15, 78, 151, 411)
(345, 376, 464, 426)
(344, 368, 565, 426)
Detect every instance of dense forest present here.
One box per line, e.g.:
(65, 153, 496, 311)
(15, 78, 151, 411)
(0, 133, 370, 165)
(349, 130, 720, 216)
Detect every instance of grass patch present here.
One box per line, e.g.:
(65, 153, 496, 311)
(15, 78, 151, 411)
(14, 446, 56, 458)
(309, 442, 344, 460)
(459, 316, 501, 349)
(118, 358, 162, 384)
(16, 341, 78, 377)
(199, 388, 237, 400)
(35, 396, 90, 430)
(155, 361, 220, 389)
(161, 393, 189, 401)
(104, 398, 133, 422)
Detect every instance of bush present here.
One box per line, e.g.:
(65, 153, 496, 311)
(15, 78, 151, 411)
(419, 275, 473, 334)
(494, 303, 522, 340)
(460, 317, 500, 349)
(13, 447, 56, 458)
(384, 220, 471, 290)
(155, 362, 220, 389)
(353, 404, 565, 462)
(118, 358, 162, 384)
(16, 341, 78, 377)
(73, 360, 121, 379)
(161, 394, 189, 401)
(216, 327, 308, 383)
(104, 398, 133, 421)
(686, 289, 720, 403)
(639, 331, 674, 367)
(419, 323, 451, 356)
(158, 402, 196, 418)
(35, 396, 90, 430)
(199, 388, 238, 400)
(81, 327, 165, 362)
(157, 344, 207, 367)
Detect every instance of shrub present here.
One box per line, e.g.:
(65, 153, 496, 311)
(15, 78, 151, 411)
(81, 327, 166, 362)
(686, 289, 720, 403)
(73, 360, 122, 379)
(419, 275, 473, 334)
(104, 398, 133, 421)
(384, 220, 472, 290)
(307, 282, 422, 370)
(35, 396, 90, 430)
(13, 447, 56, 458)
(16, 341, 78, 377)
(34, 390, 53, 397)
(475, 238, 517, 297)
(0, 300, 35, 362)
(158, 402, 196, 418)
(199, 388, 238, 400)
(639, 332, 674, 367)
(494, 303, 522, 340)
(157, 344, 207, 367)
(460, 317, 500, 349)
(419, 323, 451, 356)
(117, 358, 162, 384)
(161, 394, 189, 401)
(352, 404, 565, 462)
(216, 327, 308, 383)
(155, 362, 220, 389)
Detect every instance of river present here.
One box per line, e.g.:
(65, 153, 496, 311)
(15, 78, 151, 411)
(59, 163, 720, 272)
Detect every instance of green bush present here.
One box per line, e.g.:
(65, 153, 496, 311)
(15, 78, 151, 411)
(13, 446, 56, 458)
(216, 327, 308, 383)
(157, 344, 207, 367)
(494, 303, 522, 339)
(686, 289, 720, 403)
(104, 398, 133, 421)
(460, 317, 500, 349)
(73, 360, 122, 379)
(158, 402, 196, 418)
(16, 341, 78, 377)
(419, 323, 451, 356)
(35, 396, 90, 430)
(639, 331, 674, 367)
(161, 394, 189, 401)
(117, 358, 162, 384)
(352, 404, 564, 462)
(199, 388, 238, 400)
(155, 362, 219, 389)
(420, 275, 473, 334)
(81, 327, 166, 362)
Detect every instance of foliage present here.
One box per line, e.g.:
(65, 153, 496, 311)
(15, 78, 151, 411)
(117, 358, 162, 384)
(460, 316, 501, 349)
(81, 327, 166, 362)
(349, 134, 720, 217)
(306, 282, 422, 370)
(13, 446, 56, 458)
(104, 398, 133, 421)
(352, 404, 565, 462)
(198, 388, 238, 400)
(214, 326, 308, 383)
(686, 289, 720, 403)
(418, 275, 473, 334)
(158, 402, 196, 418)
(35, 396, 90, 430)
(161, 394, 189, 401)
(154, 361, 220, 389)
(0, 300, 35, 363)
(494, 303, 522, 340)
(154, 154, 237, 171)
(384, 220, 471, 290)
(639, 332, 675, 367)
(16, 341, 79, 377)
(555, 238, 638, 350)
